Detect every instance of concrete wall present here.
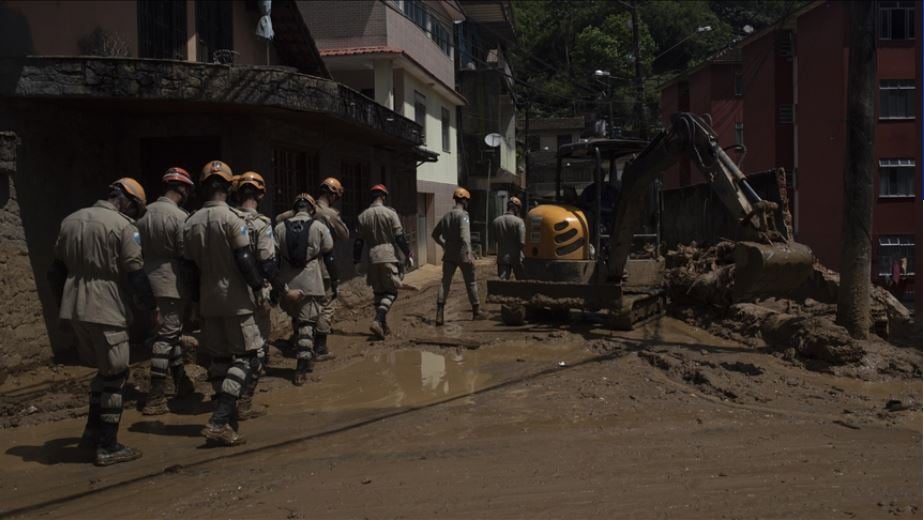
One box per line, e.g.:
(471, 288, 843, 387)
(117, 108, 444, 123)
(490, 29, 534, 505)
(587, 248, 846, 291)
(384, 2, 454, 90)
(401, 70, 457, 186)
(299, 0, 387, 49)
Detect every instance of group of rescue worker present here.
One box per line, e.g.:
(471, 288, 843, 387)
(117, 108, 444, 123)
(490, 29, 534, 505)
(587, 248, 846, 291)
(49, 161, 526, 467)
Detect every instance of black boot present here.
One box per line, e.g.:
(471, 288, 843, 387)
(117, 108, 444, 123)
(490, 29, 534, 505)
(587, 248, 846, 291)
(314, 333, 334, 361)
(202, 394, 246, 446)
(435, 304, 445, 326)
(293, 358, 313, 386)
(472, 304, 486, 320)
(95, 421, 142, 466)
(370, 308, 387, 339)
(79, 400, 101, 450)
(142, 378, 168, 415)
(171, 365, 196, 398)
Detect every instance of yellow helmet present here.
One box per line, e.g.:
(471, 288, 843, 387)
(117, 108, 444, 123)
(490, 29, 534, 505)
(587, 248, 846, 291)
(200, 160, 233, 183)
(320, 177, 344, 197)
(453, 187, 471, 201)
(294, 192, 316, 210)
(110, 177, 147, 204)
(233, 171, 266, 193)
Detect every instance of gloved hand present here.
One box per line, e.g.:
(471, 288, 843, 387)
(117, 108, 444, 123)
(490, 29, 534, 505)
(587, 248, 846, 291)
(255, 285, 272, 309)
(406, 255, 416, 269)
(283, 288, 305, 306)
(462, 251, 475, 265)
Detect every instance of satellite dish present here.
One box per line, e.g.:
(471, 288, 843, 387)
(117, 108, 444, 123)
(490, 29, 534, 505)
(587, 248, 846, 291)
(484, 133, 502, 148)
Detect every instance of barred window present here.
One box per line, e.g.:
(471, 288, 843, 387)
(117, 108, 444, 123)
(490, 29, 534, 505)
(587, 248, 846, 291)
(880, 1, 915, 40)
(196, 0, 233, 63)
(273, 149, 319, 218)
(138, 0, 187, 60)
(880, 80, 915, 119)
(877, 235, 915, 278)
(879, 158, 916, 197)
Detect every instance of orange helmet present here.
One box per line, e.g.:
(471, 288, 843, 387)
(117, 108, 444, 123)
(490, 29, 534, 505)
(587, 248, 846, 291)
(320, 177, 344, 197)
(294, 192, 316, 210)
(233, 171, 266, 193)
(371, 184, 389, 196)
(453, 187, 471, 201)
(110, 177, 147, 204)
(200, 160, 233, 183)
(162, 167, 193, 186)
(508, 196, 522, 209)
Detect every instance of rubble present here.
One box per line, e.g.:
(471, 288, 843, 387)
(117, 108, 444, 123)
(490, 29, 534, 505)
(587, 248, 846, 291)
(663, 241, 918, 372)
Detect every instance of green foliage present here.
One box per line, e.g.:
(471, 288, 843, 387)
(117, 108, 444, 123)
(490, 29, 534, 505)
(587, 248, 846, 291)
(511, 0, 805, 130)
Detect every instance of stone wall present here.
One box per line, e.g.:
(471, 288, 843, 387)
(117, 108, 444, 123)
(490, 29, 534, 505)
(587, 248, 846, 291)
(0, 131, 50, 377)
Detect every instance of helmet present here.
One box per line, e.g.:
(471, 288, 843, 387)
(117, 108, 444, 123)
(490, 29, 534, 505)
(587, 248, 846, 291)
(508, 196, 522, 209)
(200, 160, 233, 183)
(294, 192, 316, 209)
(320, 177, 344, 197)
(162, 167, 193, 186)
(453, 187, 471, 201)
(234, 171, 266, 193)
(110, 177, 146, 204)
(371, 184, 389, 196)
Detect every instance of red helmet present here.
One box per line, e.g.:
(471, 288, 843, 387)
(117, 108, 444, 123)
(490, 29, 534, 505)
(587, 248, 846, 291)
(371, 184, 389, 195)
(162, 167, 194, 186)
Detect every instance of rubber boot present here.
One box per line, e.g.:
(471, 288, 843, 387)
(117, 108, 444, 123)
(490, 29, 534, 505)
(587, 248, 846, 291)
(472, 304, 486, 321)
(95, 422, 142, 466)
(202, 394, 246, 446)
(79, 401, 101, 450)
(141, 378, 168, 416)
(435, 304, 445, 326)
(293, 358, 312, 386)
(171, 365, 196, 399)
(370, 309, 387, 340)
(314, 334, 334, 362)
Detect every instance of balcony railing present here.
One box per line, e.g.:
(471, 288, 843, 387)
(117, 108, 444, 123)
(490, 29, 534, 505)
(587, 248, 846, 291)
(338, 86, 423, 145)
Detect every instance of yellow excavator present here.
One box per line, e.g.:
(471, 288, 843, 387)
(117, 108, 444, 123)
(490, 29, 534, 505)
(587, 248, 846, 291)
(487, 112, 815, 328)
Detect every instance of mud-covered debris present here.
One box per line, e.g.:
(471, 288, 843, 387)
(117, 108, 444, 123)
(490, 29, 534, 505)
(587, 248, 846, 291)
(761, 314, 864, 365)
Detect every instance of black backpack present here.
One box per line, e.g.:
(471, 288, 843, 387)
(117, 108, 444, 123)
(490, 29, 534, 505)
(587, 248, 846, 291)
(285, 219, 315, 268)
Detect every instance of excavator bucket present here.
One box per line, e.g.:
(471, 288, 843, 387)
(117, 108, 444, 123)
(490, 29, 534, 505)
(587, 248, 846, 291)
(733, 241, 815, 301)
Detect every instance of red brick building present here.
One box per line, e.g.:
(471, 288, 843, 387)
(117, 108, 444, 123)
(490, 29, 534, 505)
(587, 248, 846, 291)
(659, 0, 920, 299)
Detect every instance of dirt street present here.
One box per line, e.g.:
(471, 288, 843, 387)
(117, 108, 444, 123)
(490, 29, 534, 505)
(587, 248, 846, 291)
(0, 261, 920, 519)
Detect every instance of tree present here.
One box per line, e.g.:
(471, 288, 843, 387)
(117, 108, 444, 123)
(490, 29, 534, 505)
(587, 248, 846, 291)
(836, 0, 877, 339)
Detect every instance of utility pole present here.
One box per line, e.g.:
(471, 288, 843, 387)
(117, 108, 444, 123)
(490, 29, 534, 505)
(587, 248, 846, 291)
(836, 0, 876, 339)
(631, 0, 646, 139)
(523, 99, 531, 208)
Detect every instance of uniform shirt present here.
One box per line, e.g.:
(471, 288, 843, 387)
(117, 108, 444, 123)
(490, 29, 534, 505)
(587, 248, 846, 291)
(274, 211, 333, 296)
(136, 196, 188, 299)
(314, 198, 349, 280)
(54, 200, 144, 327)
(236, 206, 275, 262)
(357, 201, 404, 264)
(432, 206, 473, 263)
(182, 200, 254, 317)
(493, 212, 526, 264)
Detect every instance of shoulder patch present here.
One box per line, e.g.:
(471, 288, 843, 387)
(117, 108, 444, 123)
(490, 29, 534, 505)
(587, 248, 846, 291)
(132, 231, 142, 245)
(240, 225, 249, 237)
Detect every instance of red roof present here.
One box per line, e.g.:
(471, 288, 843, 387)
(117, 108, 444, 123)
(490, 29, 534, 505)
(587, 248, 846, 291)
(319, 46, 402, 57)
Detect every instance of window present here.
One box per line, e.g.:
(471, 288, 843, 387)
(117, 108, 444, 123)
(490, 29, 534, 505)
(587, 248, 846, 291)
(880, 1, 915, 40)
(556, 134, 573, 150)
(339, 161, 370, 232)
(880, 80, 915, 119)
(734, 68, 743, 96)
(778, 104, 794, 124)
(735, 122, 744, 146)
(430, 20, 452, 56)
(403, 0, 428, 30)
(273, 149, 307, 217)
(441, 107, 451, 152)
(196, 0, 233, 63)
(879, 158, 916, 197)
(137, 0, 187, 60)
(527, 135, 540, 152)
(414, 91, 427, 139)
(877, 235, 915, 278)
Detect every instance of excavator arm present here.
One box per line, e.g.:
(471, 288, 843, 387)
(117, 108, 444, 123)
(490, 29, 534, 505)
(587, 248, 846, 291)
(607, 112, 785, 282)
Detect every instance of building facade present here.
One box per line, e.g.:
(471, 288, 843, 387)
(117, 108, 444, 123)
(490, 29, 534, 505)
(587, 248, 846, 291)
(0, 0, 423, 373)
(520, 116, 588, 199)
(301, 0, 466, 264)
(658, 0, 920, 299)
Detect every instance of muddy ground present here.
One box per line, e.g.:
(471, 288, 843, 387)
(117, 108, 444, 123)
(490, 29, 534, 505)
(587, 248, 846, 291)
(0, 261, 920, 519)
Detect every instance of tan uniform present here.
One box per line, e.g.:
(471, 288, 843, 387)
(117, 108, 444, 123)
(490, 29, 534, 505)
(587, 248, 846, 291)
(54, 200, 144, 427)
(357, 201, 404, 316)
(493, 211, 526, 280)
(136, 196, 189, 383)
(183, 200, 263, 399)
(237, 206, 275, 343)
(433, 206, 478, 306)
(274, 211, 333, 361)
(313, 197, 348, 335)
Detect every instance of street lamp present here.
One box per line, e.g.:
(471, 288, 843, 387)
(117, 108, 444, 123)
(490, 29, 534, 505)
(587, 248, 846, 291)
(593, 70, 615, 138)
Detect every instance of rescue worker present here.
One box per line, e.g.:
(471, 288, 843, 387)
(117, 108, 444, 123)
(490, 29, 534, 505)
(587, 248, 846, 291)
(137, 167, 196, 416)
(274, 193, 335, 385)
(432, 187, 484, 325)
(312, 177, 350, 360)
(354, 184, 413, 340)
(230, 171, 274, 418)
(48, 178, 156, 466)
(492, 196, 526, 280)
(182, 160, 292, 446)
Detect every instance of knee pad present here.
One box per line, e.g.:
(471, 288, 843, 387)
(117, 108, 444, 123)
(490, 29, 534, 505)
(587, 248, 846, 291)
(221, 359, 252, 398)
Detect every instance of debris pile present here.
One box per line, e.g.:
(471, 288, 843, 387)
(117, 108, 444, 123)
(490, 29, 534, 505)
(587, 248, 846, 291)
(664, 241, 917, 373)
